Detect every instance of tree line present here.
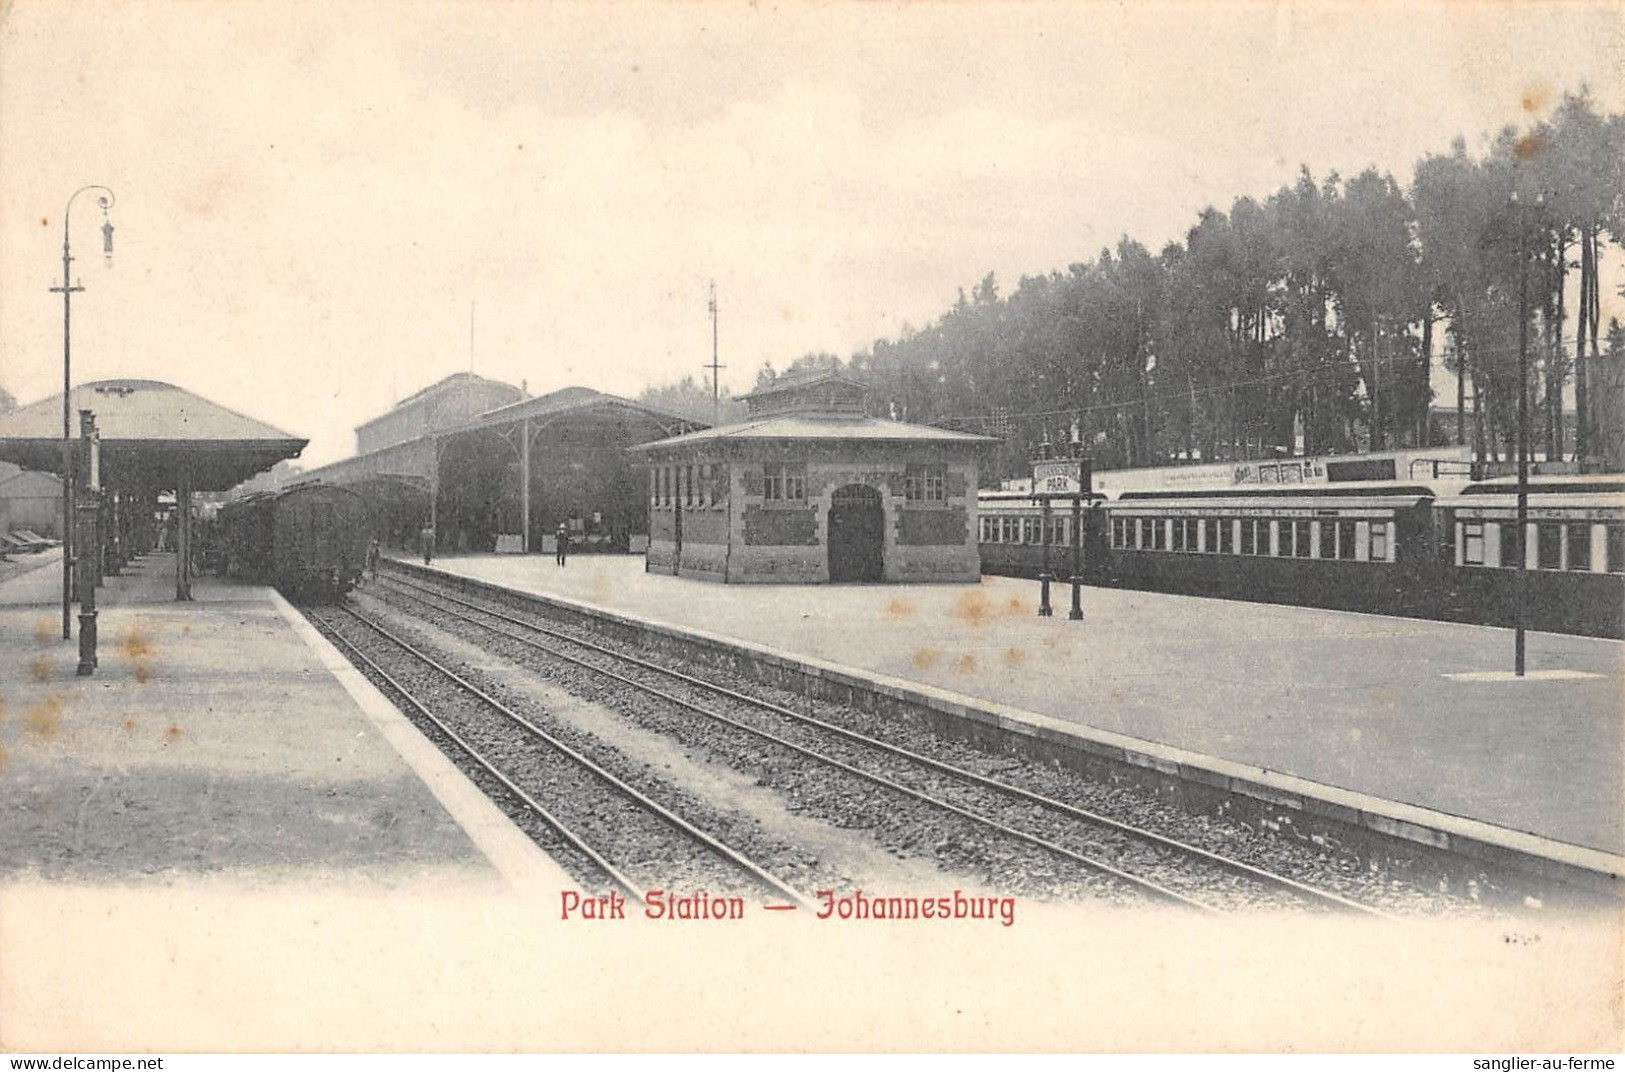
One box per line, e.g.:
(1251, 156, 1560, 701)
(650, 90, 1622, 482)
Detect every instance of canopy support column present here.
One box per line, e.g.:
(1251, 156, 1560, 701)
(520, 417, 531, 553)
(175, 466, 193, 601)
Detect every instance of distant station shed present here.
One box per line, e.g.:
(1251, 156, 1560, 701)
(632, 371, 996, 583)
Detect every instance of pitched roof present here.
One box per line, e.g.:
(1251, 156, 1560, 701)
(630, 414, 997, 452)
(0, 380, 306, 491)
(0, 380, 302, 443)
(741, 368, 867, 401)
(455, 386, 702, 436)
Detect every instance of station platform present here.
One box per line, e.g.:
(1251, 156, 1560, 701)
(419, 553, 1624, 856)
(0, 550, 567, 889)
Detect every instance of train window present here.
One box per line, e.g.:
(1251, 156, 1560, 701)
(1170, 519, 1186, 552)
(1568, 523, 1592, 572)
(1292, 520, 1312, 558)
(1607, 525, 1624, 574)
(1337, 520, 1357, 560)
(1203, 519, 1219, 553)
(1369, 522, 1389, 562)
(1240, 519, 1255, 555)
(1149, 519, 1166, 551)
(1318, 520, 1336, 559)
(1501, 522, 1523, 569)
(1218, 518, 1234, 554)
(1462, 522, 1485, 566)
(1536, 523, 1562, 570)
(1185, 518, 1199, 551)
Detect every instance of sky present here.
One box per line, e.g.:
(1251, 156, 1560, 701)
(1, 2, 1621, 468)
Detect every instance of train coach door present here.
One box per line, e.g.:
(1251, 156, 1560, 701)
(828, 484, 884, 583)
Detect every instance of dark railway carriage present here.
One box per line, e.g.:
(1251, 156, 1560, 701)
(1095, 484, 1442, 618)
(977, 475, 1625, 637)
(219, 484, 371, 600)
(1439, 477, 1625, 637)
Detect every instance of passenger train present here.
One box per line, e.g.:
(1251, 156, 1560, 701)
(978, 449, 1625, 638)
(217, 484, 373, 600)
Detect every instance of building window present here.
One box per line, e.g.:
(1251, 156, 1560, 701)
(1462, 522, 1485, 566)
(650, 467, 658, 506)
(904, 464, 947, 502)
(763, 463, 806, 502)
(696, 464, 709, 508)
(1568, 523, 1592, 572)
(1369, 521, 1389, 562)
(683, 465, 694, 507)
(1537, 522, 1562, 570)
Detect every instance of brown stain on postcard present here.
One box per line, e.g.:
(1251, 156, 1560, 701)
(23, 693, 66, 741)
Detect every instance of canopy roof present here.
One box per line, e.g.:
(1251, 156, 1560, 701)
(0, 379, 307, 492)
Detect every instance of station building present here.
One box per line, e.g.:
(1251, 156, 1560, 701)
(300, 373, 701, 554)
(632, 371, 995, 583)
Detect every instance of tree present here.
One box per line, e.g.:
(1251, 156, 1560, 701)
(638, 374, 747, 426)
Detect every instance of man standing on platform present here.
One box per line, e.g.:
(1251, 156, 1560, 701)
(555, 521, 569, 567)
(420, 523, 435, 566)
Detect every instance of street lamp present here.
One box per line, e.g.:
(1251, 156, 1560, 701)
(1509, 189, 1541, 678)
(50, 185, 116, 640)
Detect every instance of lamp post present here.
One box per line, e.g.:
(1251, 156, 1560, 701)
(1510, 189, 1540, 678)
(49, 185, 116, 641)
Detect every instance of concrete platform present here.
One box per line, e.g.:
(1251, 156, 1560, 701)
(420, 553, 1625, 856)
(0, 551, 569, 890)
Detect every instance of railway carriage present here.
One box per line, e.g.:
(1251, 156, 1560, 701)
(977, 460, 1625, 637)
(218, 483, 371, 600)
(1438, 475, 1625, 636)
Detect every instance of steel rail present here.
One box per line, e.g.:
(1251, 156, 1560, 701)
(387, 570, 1395, 917)
(313, 607, 644, 902)
(378, 575, 1234, 912)
(332, 602, 814, 910)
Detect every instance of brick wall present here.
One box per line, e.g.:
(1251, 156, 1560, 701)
(743, 505, 819, 546)
(897, 506, 969, 546)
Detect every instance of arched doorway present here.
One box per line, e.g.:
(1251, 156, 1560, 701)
(827, 484, 884, 582)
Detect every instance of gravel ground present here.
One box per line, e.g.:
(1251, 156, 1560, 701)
(349, 589, 1151, 908)
(376, 571, 1503, 916)
(311, 604, 844, 905)
(366, 578, 1309, 910)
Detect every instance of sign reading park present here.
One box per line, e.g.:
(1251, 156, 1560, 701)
(1031, 456, 1093, 497)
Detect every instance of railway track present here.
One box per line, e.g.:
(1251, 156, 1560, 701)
(371, 572, 1394, 917)
(308, 603, 814, 911)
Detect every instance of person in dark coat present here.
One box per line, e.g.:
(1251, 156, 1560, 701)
(555, 522, 569, 566)
(420, 524, 435, 565)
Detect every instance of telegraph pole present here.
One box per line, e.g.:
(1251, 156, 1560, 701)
(705, 281, 724, 425)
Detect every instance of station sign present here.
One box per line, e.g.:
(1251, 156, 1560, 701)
(1031, 456, 1093, 497)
